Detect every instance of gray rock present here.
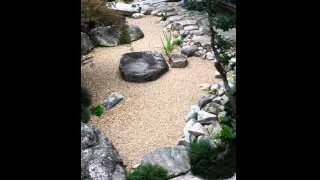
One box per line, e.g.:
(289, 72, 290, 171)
(184, 119, 197, 143)
(188, 122, 210, 137)
(184, 25, 199, 31)
(185, 105, 200, 122)
(170, 172, 204, 180)
(206, 52, 214, 60)
(210, 84, 220, 92)
(179, 30, 187, 38)
(209, 121, 222, 135)
(220, 95, 230, 105)
(166, 15, 183, 22)
(218, 87, 225, 96)
(177, 138, 190, 147)
(169, 53, 188, 68)
(157, 6, 175, 12)
(181, 45, 198, 57)
(197, 18, 209, 27)
(192, 35, 211, 47)
(197, 110, 217, 124)
(81, 32, 94, 55)
(128, 24, 144, 42)
(166, 11, 179, 17)
(90, 26, 121, 47)
(140, 146, 190, 177)
(141, 6, 155, 15)
(81, 123, 125, 180)
(174, 20, 197, 30)
(119, 51, 169, 82)
(190, 30, 204, 36)
(199, 26, 211, 36)
(103, 92, 124, 110)
(198, 94, 216, 109)
(212, 96, 222, 103)
(194, 51, 201, 57)
(202, 102, 225, 115)
(201, 54, 206, 59)
(215, 71, 222, 78)
(132, 13, 144, 19)
(151, 10, 159, 16)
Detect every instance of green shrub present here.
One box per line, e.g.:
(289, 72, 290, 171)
(126, 163, 169, 180)
(81, 87, 92, 107)
(182, 0, 205, 11)
(214, 125, 236, 149)
(81, 104, 90, 123)
(90, 105, 104, 117)
(189, 139, 235, 179)
(173, 37, 183, 46)
(119, 26, 131, 44)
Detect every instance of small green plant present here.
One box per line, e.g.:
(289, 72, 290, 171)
(126, 163, 169, 180)
(173, 37, 183, 46)
(188, 139, 235, 179)
(160, 12, 167, 21)
(214, 124, 236, 149)
(182, 0, 205, 11)
(193, 112, 198, 120)
(219, 115, 231, 124)
(160, 31, 172, 55)
(81, 87, 92, 107)
(90, 105, 104, 117)
(81, 104, 90, 123)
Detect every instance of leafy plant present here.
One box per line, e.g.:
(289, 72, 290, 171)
(90, 105, 104, 117)
(126, 163, 169, 180)
(182, 0, 206, 11)
(219, 115, 231, 124)
(119, 26, 131, 44)
(188, 139, 235, 179)
(81, 104, 90, 123)
(173, 37, 183, 46)
(160, 31, 172, 55)
(160, 12, 167, 21)
(214, 124, 236, 149)
(81, 87, 92, 107)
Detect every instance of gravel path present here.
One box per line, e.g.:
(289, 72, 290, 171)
(81, 15, 218, 169)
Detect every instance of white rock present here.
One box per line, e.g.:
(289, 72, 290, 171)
(210, 84, 220, 91)
(132, 13, 144, 19)
(197, 110, 217, 124)
(212, 96, 222, 103)
(188, 122, 210, 137)
(185, 105, 200, 122)
(132, 164, 140, 169)
(220, 95, 229, 105)
(206, 52, 214, 60)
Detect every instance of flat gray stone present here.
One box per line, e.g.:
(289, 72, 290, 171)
(128, 24, 144, 41)
(140, 146, 191, 177)
(184, 25, 199, 31)
(181, 45, 198, 57)
(188, 122, 210, 137)
(103, 92, 124, 110)
(197, 110, 217, 124)
(169, 53, 188, 68)
(184, 119, 197, 143)
(119, 51, 169, 82)
(202, 102, 225, 115)
(167, 15, 183, 22)
(190, 30, 204, 36)
(192, 35, 212, 47)
(198, 94, 216, 109)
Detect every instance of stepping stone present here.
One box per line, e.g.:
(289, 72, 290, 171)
(119, 51, 169, 82)
(169, 54, 188, 68)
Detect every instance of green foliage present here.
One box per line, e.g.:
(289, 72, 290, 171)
(123, 0, 129, 4)
(160, 31, 173, 55)
(189, 139, 235, 179)
(193, 112, 198, 120)
(160, 12, 167, 21)
(126, 163, 169, 180)
(213, 14, 236, 31)
(182, 0, 206, 11)
(90, 105, 104, 117)
(214, 124, 236, 149)
(219, 115, 232, 124)
(119, 26, 131, 44)
(81, 87, 92, 107)
(173, 37, 183, 46)
(81, 104, 90, 123)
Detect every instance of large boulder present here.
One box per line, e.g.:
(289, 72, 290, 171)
(81, 32, 94, 55)
(141, 146, 190, 177)
(119, 51, 169, 82)
(128, 24, 144, 42)
(90, 26, 121, 47)
(81, 123, 125, 180)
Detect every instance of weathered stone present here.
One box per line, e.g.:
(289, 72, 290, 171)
(177, 138, 190, 147)
(197, 110, 217, 124)
(128, 24, 144, 41)
(220, 95, 230, 105)
(185, 105, 200, 122)
(166, 11, 178, 17)
(215, 71, 222, 78)
(184, 119, 197, 143)
(141, 6, 155, 15)
(210, 84, 220, 92)
(181, 45, 198, 57)
(174, 20, 197, 30)
(198, 94, 216, 109)
(202, 102, 225, 115)
(184, 25, 199, 31)
(81, 32, 94, 55)
(194, 51, 201, 57)
(90, 26, 121, 47)
(103, 92, 124, 110)
(167, 15, 183, 22)
(212, 96, 222, 103)
(199, 83, 211, 91)
(119, 51, 169, 82)
(109, 3, 139, 16)
(81, 123, 125, 180)
(188, 122, 210, 137)
(169, 54, 188, 68)
(190, 30, 204, 36)
(218, 111, 227, 121)
(179, 30, 187, 38)
(199, 25, 211, 36)
(192, 35, 211, 47)
(132, 13, 144, 19)
(141, 146, 190, 177)
(206, 52, 214, 60)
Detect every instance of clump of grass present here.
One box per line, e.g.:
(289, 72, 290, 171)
(81, 87, 92, 107)
(160, 12, 167, 21)
(160, 31, 172, 55)
(188, 139, 235, 179)
(126, 163, 169, 180)
(90, 105, 104, 117)
(119, 25, 131, 44)
(81, 104, 90, 123)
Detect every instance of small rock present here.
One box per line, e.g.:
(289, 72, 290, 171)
(184, 25, 199, 31)
(218, 88, 225, 96)
(215, 71, 222, 78)
(199, 83, 211, 91)
(141, 6, 155, 15)
(198, 94, 216, 108)
(220, 95, 230, 105)
(198, 46, 203, 50)
(103, 92, 124, 110)
(184, 119, 197, 143)
(166, 15, 183, 22)
(201, 54, 206, 59)
(190, 42, 194, 46)
(203, 49, 207, 53)
(169, 54, 188, 68)
(210, 84, 220, 91)
(177, 138, 190, 147)
(172, 31, 179, 38)
(132, 13, 144, 19)
(209, 121, 222, 135)
(190, 30, 204, 36)
(181, 45, 198, 57)
(202, 102, 224, 115)
(185, 105, 200, 122)
(188, 122, 210, 137)
(212, 96, 222, 103)
(194, 51, 201, 57)
(197, 110, 217, 124)
(206, 52, 214, 60)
